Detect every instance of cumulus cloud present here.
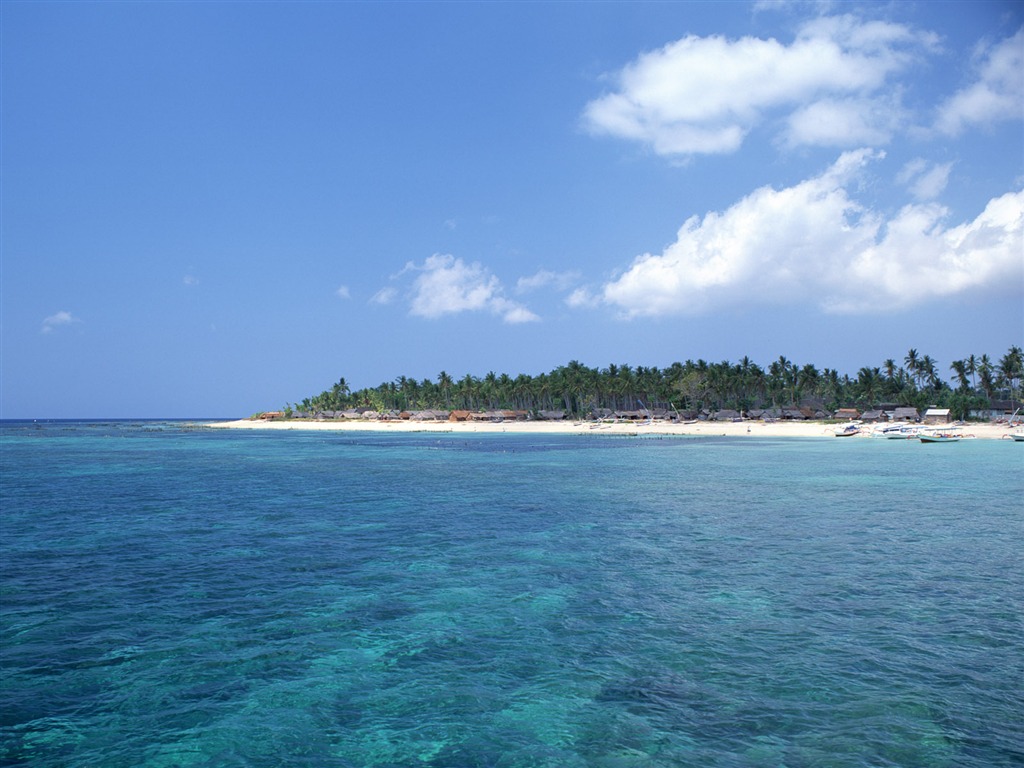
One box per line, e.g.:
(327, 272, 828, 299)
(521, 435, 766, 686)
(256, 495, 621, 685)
(405, 254, 539, 323)
(41, 310, 80, 333)
(785, 95, 904, 147)
(935, 27, 1024, 136)
(583, 14, 936, 157)
(593, 150, 1022, 316)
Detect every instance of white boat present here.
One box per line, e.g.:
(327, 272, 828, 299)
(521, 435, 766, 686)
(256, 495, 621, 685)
(833, 422, 861, 437)
(871, 424, 919, 439)
(919, 427, 975, 443)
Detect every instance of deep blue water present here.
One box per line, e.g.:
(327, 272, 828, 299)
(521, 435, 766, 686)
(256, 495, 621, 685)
(1, 421, 1022, 767)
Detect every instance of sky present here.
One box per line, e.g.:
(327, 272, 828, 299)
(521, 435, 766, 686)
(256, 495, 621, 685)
(2, 0, 1022, 418)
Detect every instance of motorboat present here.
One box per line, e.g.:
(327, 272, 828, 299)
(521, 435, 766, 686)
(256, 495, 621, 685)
(919, 427, 974, 443)
(871, 424, 919, 439)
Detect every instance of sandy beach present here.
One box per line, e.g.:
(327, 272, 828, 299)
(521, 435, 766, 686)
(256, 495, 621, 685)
(206, 418, 1019, 440)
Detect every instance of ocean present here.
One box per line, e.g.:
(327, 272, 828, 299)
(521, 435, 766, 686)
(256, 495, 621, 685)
(1, 421, 1021, 767)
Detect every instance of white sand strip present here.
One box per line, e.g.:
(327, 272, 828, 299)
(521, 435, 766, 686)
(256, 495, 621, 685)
(204, 419, 1018, 440)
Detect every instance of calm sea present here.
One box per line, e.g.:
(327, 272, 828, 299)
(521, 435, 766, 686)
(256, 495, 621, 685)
(1, 421, 1022, 767)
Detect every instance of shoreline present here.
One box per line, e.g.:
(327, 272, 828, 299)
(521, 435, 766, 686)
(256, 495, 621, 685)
(205, 418, 1020, 440)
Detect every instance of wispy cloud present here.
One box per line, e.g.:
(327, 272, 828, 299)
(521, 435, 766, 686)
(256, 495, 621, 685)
(935, 27, 1024, 136)
(41, 310, 80, 334)
(515, 269, 581, 294)
(183, 274, 199, 286)
(370, 286, 397, 305)
(583, 15, 937, 157)
(587, 150, 1022, 316)
(897, 159, 952, 200)
(336, 284, 351, 300)
(392, 254, 540, 324)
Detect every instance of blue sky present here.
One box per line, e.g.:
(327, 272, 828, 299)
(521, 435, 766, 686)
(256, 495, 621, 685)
(3, 1, 1022, 418)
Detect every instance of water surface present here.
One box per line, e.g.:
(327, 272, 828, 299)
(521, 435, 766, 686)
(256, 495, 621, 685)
(2, 422, 1021, 766)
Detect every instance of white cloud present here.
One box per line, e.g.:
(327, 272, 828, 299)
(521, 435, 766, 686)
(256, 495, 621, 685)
(370, 286, 397, 305)
(41, 310, 80, 333)
(565, 287, 600, 309)
(183, 274, 199, 286)
(935, 27, 1024, 136)
(515, 269, 581, 293)
(583, 15, 936, 156)
(897, 159, 952, 200)
(336, 284, 351, 300)
(406, 254, 539, 323)
(785, 95, 903, 147)
(593, 150, 1022, 316)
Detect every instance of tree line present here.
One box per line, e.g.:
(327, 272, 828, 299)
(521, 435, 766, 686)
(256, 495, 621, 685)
(291, 346, 1023, 421)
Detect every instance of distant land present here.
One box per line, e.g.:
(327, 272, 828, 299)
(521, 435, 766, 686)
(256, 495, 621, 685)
(281, 347, 1022, 422)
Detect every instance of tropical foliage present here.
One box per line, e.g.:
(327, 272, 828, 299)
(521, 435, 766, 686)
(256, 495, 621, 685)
(293, 346, 1023, 421)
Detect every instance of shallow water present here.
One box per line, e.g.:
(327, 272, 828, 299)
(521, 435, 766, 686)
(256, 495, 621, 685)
(2, 422, 1022, 767)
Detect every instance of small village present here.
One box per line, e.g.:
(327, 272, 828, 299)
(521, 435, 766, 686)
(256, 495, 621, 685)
(255, 398, 1023, 427)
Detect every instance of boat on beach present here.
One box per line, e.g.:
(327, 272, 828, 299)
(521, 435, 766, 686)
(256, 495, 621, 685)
(871, 424, 920, 439)
(833, 422, 861, 437)
(919, 427, 974, 443)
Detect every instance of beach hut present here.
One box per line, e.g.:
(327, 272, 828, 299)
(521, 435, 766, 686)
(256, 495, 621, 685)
(970, 399, 1023, 422)
(537, 410, 567, 421)
(834, 408, 861, 421)
(923, 408, 952, 424)
(860, 410, 886, 423)
(449, 410, 471, 422)
(615, 410, 647, 421)
(713, 409, 742, 421)
(412, 410, 448, 421)
(892, 407, 919, 422)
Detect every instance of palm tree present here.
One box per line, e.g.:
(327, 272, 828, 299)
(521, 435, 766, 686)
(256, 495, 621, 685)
(856, 367, 881, 407)
(458, 374, 478, 410)
(919, 355, 939, 390)
(998, 345, 1023, 400)
(950, 360, 970, 391)
(904, 349, 920, 388)
(799, 363, 820, 403)
(437, 371, 453, 408)
(978, 355, 995, 400)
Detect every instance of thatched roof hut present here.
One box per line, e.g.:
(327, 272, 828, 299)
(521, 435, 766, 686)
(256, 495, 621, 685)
(536, 410, 566, 421)
(615, 410, 647, 421)
(411, 409, 449, 421)
(892, 407, 919, 422)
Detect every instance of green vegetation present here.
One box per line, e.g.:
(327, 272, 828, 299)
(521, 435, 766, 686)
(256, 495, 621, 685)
(291, 346, 1022, 420)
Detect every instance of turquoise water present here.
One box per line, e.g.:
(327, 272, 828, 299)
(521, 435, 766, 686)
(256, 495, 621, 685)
(1, 422, 1022, 767)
